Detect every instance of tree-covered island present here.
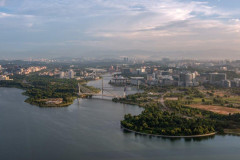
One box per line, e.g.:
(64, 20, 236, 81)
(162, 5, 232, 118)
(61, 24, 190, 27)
(0, 74, 100, 107)
(121, 106, 215, 136)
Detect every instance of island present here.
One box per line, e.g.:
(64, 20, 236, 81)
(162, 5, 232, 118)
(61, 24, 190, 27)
(0, 74, 100, 107)
(121, 106, 216, 137)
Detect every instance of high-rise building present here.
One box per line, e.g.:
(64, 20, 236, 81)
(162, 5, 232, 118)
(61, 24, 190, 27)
(69, 70, 75, 79)
(209, 73, 226, 84)
(178, 73, 198, 87)
(152, 73, 156, 80)
(222, 80, 231, 88)
(60, 72, 65, 79)
(147, 74, 153, 81)
(123, 57, 129, 63)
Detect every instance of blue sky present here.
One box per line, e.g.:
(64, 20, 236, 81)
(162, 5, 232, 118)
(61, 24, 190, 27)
(0, 0, 240, 59)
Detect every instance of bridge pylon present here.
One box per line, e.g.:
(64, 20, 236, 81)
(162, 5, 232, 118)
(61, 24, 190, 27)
(78, 83, 81, 95)
(123, 86, 127, 98)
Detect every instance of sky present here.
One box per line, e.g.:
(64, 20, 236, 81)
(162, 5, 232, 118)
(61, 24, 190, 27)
(0, 0, 240, 60)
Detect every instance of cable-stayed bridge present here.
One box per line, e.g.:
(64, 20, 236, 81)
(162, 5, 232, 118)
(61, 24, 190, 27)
(77, 77, 126, 99)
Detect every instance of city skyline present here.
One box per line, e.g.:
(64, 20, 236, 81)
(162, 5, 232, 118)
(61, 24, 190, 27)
(0, 0, 240, 59)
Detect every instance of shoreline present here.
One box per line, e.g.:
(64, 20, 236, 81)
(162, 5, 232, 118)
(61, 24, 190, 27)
(121, 125, 216, 138)
(0, 86, 76, 107)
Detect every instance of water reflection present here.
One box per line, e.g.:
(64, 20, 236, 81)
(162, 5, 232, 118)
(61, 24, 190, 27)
(87, 74, 142, 98)
(123, 129, 216, 143)
(185, 136, 215, 142)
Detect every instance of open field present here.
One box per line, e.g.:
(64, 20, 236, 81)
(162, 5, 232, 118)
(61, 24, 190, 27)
(190, 98, 212, 103)
(187, 104, 240, 115)
(198, 87, 231, 97)
(213, 90, 229, 97)
(223, 96, 240, 105)
(165, 97, 178, 101)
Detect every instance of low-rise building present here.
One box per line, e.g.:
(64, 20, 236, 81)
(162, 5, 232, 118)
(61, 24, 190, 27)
(110, 76, 128, 85)
(130, 77, 144, 86)
(0, 75, 12, 81)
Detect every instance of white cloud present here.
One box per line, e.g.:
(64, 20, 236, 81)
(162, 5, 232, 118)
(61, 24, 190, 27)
(0, 12, 13, 18)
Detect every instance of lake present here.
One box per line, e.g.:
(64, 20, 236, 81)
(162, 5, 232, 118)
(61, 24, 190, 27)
(0, 78, 240, 160)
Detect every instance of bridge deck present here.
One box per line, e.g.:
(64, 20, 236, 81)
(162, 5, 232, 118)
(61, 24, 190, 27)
(78, 93, 123, 98)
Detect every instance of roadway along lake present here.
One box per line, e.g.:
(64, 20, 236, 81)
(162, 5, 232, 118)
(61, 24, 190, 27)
(1, 83, 240, 159)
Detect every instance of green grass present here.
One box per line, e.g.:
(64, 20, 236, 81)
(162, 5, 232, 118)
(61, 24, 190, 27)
(183, 98, 213, 104)
(223, 97, 240, 104)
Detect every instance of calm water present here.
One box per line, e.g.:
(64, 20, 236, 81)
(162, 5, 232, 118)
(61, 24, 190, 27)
(0, 80, 240, 160)
(87, 74, 141, 99)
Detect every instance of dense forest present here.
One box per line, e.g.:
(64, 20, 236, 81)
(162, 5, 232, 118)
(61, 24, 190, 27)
(121, 106, 216, 136)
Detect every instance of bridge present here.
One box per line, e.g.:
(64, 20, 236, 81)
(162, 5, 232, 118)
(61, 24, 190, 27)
(77, 76, 126, 99)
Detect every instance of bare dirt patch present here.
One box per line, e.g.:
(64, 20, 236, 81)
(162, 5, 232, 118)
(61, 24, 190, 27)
(187, 104, 240, 115)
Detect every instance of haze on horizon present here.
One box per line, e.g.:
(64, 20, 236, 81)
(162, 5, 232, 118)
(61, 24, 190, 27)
(0, 0, 240, 60)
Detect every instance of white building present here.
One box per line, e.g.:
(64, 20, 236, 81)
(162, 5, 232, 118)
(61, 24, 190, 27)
(69, 70, 75, 79)
(60, 72, 65, 79)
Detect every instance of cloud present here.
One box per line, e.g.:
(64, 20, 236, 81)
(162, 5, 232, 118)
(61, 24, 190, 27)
(0, 0, 240, 59)
(0, 0, 5, 6)
(0, 12, 12, 18)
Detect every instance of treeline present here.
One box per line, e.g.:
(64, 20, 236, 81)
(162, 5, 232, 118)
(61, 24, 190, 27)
(164, 87, 205, 99)
(113, 92, 156, 106)
(141, 86, 173, 93)
(0, 80, 27, 89)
